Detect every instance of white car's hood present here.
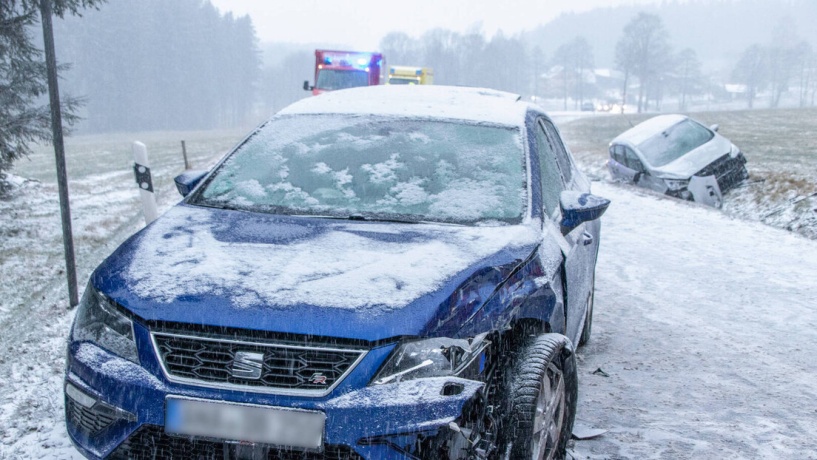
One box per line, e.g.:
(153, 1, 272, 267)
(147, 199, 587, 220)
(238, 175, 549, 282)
(652, 135, 732, 179)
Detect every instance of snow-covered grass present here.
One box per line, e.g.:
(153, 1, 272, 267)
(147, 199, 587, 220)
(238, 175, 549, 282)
(570, 181, 817, 458)
(558, 108, 817, 239)
(0, 129, 246, 458)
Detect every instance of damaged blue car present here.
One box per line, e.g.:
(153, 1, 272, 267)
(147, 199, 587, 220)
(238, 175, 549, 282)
(64, 85, 609, 460)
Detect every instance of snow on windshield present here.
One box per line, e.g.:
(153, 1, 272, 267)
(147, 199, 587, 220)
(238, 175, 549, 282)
(125, 206, 540, 310)
(195, 115, 526, 224)
(637, 119, 714, 167)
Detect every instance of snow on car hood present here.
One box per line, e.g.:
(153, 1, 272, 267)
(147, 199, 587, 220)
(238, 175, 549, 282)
(652, 134, 732, 179)
(94, 205, 540, 340)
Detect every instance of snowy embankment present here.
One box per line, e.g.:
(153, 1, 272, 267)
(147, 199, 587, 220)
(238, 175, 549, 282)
(1, 144, 816, 458)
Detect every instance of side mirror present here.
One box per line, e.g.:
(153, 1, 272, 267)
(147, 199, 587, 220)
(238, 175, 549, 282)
(303, 80, 312, 91)
(559, 191, 611, 234)
(174, 170, 208, 197)
(710, 124, 720, 132)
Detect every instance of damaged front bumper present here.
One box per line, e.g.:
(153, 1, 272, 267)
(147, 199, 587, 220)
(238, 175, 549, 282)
(665, 152, 749, 207)
(65, 339, 485, 460)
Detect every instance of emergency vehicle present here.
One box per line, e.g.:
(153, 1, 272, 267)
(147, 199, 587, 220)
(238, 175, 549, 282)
(303, 50, 384, 95)
(387, 66, 434, 85)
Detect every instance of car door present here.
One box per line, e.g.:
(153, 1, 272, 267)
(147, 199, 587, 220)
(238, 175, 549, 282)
(627, 147, 668, 193)
(536, 118, 595, 344)
(608, 144, 630, 181)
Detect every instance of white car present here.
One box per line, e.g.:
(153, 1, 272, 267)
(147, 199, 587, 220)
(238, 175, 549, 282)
(608, 114, 748, 208)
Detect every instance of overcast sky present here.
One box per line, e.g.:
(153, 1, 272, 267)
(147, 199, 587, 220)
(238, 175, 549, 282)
(209, 0, 663, 49)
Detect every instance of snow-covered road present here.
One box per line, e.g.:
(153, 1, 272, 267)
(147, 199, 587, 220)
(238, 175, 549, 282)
(572, 181, 817, 459)
(1, 178, 816, 458)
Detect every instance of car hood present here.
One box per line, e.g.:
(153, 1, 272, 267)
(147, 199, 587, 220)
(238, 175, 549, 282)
(94, 205, 540, 342)
(651, 134, 732, 179)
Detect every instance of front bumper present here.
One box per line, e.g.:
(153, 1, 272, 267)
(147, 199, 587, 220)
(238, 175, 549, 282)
(65, 326, 484, 459)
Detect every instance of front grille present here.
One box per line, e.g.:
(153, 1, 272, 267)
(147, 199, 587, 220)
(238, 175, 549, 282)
(696, 153, 748, 192)
(109, 425, 364, 460)
(152, 332, 367, 395)
(66, 398, 117, 435)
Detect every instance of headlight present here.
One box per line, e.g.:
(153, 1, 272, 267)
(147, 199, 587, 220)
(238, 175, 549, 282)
(72, 284, 139, 364)
(664, 178, 689, 191)
(729, 144, 741, 158)
(372, 334, 489, 385)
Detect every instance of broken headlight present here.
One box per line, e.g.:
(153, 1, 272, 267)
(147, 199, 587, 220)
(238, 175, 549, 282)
(371, 334, 489, 385)
(72, 284, 139, 364)
(664, 178, 689, 191)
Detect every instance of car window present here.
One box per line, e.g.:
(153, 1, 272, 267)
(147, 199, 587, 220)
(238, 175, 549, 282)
(534, 120, 565, 218)
(193, 115, 527, 225)
(540, 120, 573, 184)
(610, 144, 625, 164)
(637, 119, 714, 167)
(624, 147, 644, 172)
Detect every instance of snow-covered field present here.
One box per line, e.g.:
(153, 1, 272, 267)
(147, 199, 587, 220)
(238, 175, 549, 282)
(1, 125, 816, 458)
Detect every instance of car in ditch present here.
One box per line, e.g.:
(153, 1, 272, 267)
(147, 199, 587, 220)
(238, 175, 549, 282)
(608, 114, 748, 208)
(64, 85, 609, 460)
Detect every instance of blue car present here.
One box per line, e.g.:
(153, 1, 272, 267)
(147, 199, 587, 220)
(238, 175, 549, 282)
(64, 85, 609, 460)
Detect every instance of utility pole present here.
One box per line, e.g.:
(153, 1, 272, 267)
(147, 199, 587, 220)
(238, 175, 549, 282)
(40, 0, 79, 307)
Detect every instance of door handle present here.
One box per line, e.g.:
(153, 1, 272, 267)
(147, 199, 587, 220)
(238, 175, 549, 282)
(581, 231, 594, 246)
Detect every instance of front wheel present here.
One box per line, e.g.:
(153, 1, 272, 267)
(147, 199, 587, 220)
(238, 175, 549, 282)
(501, 333, 578, 460)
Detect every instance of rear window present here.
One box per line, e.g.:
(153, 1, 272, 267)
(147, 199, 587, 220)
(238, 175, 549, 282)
(637, 119, 714, 167)
(193, 115, 527, 225)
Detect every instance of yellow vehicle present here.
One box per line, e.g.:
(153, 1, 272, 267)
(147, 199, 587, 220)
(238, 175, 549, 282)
(387, 66, 434, 85)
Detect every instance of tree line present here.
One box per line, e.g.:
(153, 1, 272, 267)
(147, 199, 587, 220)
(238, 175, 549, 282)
(732, 19, 817, 109)
(54, 0, 260, 133)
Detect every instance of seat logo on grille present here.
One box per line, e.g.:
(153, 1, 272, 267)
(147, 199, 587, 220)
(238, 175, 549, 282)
(232, 351, 264, 380)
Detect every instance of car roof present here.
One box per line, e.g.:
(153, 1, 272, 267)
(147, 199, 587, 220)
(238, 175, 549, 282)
(611, 114, 688, 146)
(278, 85, 532, 127)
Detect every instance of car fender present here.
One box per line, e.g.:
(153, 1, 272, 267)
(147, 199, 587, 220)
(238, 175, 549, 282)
(455, 239, 565, 338)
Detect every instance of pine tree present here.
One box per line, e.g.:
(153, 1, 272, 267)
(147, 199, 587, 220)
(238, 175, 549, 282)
(0, 0, 103, 190)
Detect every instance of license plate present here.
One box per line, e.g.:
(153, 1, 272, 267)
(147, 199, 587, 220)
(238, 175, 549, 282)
(165, 397, 325, 449)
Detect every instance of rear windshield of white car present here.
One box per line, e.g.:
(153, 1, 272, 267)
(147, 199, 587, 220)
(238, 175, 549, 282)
(192, 115, 526, 225)
(637, 119, 714, 167)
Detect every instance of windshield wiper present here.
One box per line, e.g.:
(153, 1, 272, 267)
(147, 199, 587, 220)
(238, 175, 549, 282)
(345, 214, 419, 224)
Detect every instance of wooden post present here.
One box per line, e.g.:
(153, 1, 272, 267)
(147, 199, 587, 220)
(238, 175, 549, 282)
(181, 140, 190, 170)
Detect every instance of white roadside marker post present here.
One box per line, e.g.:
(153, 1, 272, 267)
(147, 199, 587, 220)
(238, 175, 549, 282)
(132, 141, 159, 225)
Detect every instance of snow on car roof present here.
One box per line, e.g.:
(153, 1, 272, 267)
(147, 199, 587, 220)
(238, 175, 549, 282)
(612, 114, 688, 146)
(279, 85, 529, 126)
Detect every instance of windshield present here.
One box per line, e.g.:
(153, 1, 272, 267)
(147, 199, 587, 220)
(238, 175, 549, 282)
(389, 77, 419, 85)
(316, 69, 369, 91)
(193, 115, 526, 225)
(637, 119, 714, 167)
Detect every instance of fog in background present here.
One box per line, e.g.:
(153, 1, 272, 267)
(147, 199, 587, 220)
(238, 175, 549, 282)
(46, 0, 817, 134)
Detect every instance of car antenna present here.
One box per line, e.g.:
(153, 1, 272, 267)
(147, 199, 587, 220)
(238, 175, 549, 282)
(624, 116, 635, 128)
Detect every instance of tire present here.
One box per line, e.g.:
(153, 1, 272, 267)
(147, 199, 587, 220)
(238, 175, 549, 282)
(578, 277, 595, 347)
(501, 333, 578, 460)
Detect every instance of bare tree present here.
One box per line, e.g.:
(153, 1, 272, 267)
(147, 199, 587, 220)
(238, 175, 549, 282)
(792, 41, 815, 107)
(530, 45, 545, 98)
(614, 12, 671, 113)
(674, 48, 702, 111)
(767, 17, 800, 108)
(732, 44, 767, 109)
(552, 36, 594, 110)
